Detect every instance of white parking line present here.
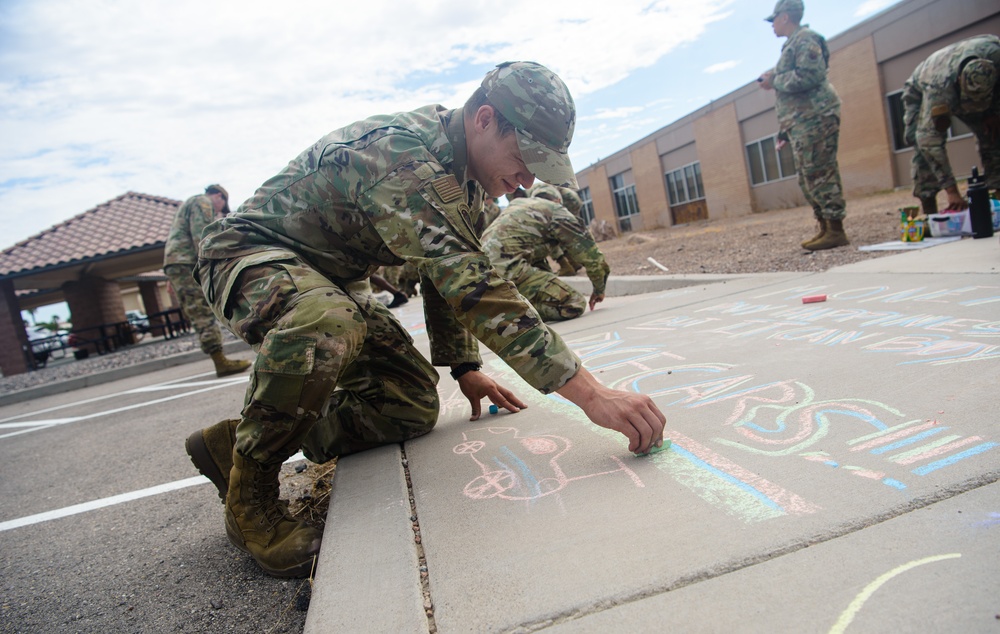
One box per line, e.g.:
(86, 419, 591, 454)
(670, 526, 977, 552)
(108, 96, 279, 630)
(0, 452, 305, 532)
(0, 374, 249, 439)
(0, 371, 242, 424)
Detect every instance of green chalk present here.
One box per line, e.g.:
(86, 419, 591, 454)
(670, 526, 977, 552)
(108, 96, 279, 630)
(634, 438, 671, 457)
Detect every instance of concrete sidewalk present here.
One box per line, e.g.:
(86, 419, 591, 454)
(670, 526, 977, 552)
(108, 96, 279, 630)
(306, 236, 1000, 633)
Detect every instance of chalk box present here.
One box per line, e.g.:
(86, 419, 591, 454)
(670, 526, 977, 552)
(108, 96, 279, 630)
(926, 211, 971, 237)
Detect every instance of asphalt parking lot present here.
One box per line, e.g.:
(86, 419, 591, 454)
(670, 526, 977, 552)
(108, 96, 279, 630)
(0, 355, 316, 634)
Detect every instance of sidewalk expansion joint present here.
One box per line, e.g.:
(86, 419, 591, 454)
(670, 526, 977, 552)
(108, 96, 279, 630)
(509, 468, 1000, 633)
(401, 444, 437, 633)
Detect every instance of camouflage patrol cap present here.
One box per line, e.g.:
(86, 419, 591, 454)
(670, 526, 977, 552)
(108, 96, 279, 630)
(959, 58, 997, 112)
(205, 184, 230, 215)
(482, 61, 578, 189)
(527, 182, 562, 203)
(766, 0, 803, 21)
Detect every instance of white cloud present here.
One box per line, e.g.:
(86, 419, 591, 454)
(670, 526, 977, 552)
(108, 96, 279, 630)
(0, 0, 735, 245)
(704, 60, 740, 74)
(854, 0, 895, 17)
(579, 106, 646, 122)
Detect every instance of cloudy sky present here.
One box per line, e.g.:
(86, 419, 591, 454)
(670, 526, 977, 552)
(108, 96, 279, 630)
(2, 0, 899, 259)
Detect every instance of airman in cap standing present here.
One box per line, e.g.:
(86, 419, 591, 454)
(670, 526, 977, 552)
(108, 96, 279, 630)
(902, 35, 1000, 214)
(185, 61, 666, 578)
(758, 0, 848, 251)
(163, 184, 252, 377)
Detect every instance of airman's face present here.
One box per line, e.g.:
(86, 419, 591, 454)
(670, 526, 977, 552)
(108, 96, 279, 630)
(210, 193, 227, 215)
(467, 107, 535, 198)
(772, 13, 793, 38)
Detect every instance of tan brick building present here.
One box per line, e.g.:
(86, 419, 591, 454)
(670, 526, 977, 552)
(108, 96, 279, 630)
(576, 0, 1000, 234)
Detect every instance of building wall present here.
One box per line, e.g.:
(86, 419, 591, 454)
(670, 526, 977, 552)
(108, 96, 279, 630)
(630, 141, 671, 230)
(830, 36, 895, 196)
(585, 163, 616, 234)
(693, 102, 754, 219)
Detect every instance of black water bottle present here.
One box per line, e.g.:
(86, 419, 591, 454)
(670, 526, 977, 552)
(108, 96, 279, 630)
(968, 166, 994, 239)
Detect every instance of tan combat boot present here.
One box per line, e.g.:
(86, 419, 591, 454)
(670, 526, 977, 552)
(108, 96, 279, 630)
(804, 219, 850, 251)
(211, 350, 252, 377)
(225, 453, 322, 578)
(185, 419, 239, 502)
(801, 217, 827, 249)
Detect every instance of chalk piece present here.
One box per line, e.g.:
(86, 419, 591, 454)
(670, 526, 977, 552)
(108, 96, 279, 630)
(802, 294, 827, 304)
(489, 404, 499, 415)
(634, 438, 672, 457)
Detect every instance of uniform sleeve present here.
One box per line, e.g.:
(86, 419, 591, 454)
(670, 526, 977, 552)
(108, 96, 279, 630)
(550, 207, 610, 295)
(773, 33, 829, 94)
(188, 198, 217, 257)
(360, 160, 580, 393)
(914, 99, 956, 191)
(419, 268, 481, 366)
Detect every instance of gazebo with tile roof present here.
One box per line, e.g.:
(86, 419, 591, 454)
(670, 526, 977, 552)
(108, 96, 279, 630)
(0, 192, 183, 376)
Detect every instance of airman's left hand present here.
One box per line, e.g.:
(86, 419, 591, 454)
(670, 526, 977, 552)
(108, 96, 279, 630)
(456, 371, 528, 421)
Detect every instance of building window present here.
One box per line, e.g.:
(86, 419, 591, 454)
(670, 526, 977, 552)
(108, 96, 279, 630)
(886, 90, 973, 152)
(746, 135, 796, 185)
(579, 187, 595, 225)
(665, 162, 705, 206)
(609, 173, 640, 233)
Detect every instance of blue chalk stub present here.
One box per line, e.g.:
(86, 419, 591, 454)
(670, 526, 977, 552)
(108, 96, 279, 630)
(489, 404, 499, 415)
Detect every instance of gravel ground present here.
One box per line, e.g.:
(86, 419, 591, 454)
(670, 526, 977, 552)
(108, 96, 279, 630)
(1, 188, 922, 395)
(598, 187, 916, 275)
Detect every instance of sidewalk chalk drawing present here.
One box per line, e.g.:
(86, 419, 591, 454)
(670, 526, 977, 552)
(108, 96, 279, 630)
(678, 282, 1000, 367)
(454, 326, 996, 524)
(452, 426, 643, 503)
(829, 553, 962, 634)
(630, 282, 1000, 366)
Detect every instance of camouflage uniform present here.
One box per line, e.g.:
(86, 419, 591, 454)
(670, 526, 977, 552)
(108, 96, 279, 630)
(163, 193, 225, 355)
(198, 104, 580, 464)
(770, 25, 845, 221)
(902, 35, 1000, 198)
(528, 182, 587, 274)
(481, 195, 610, 322)
(558, 187, 584, 216)
(481, 197, 502, 229)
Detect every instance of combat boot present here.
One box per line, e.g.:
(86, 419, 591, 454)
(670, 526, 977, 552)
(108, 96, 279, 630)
(225, 453, 323, 578)
(804, 219, 849, 251)
(185, 419, 239, 502)
(211, 350, 252, 377)
(801, 217, 827, 249)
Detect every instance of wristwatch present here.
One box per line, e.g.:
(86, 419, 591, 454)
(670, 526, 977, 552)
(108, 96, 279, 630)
(449, 362, 481, 380)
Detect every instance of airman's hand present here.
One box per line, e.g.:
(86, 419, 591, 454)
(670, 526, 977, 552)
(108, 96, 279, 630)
(588, 293, 605, 311)
(945, 186, 967, 211)
(758, 70, 774, 91)
(556, 368, 666, 454)
(456, 371, 527, 421)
